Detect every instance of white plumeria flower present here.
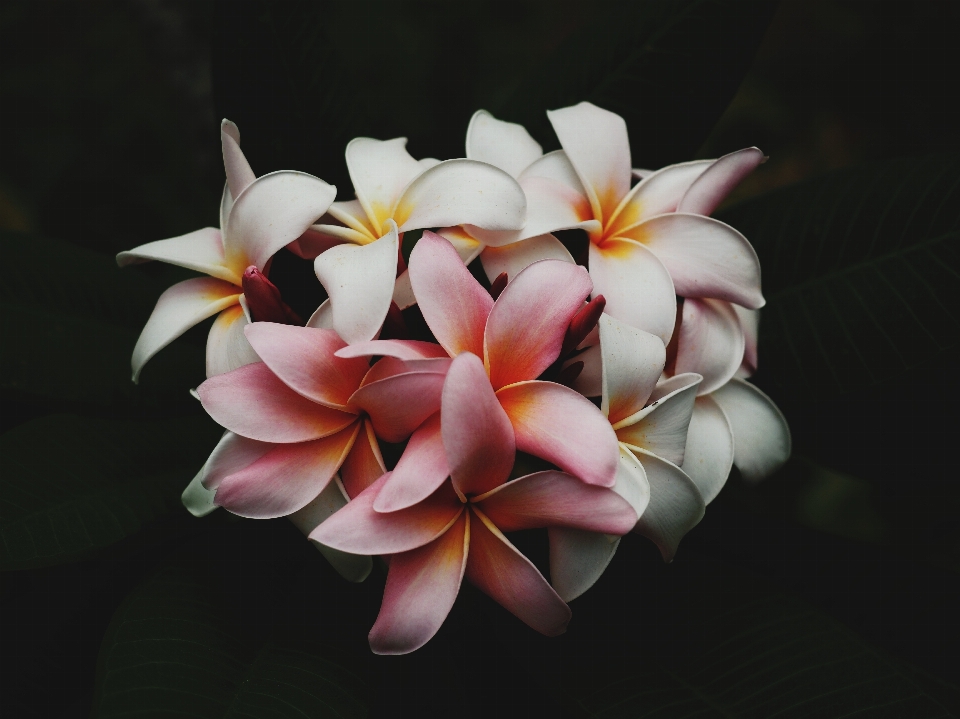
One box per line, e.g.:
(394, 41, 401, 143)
(117, 120, 336, 381)
(292, 137, 527, 344)
(551, 314, 706, 601)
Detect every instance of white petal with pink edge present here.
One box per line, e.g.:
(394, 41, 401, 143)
(681, 394, 734, 503)
(674, 298, 745, 395)
(711, 378, 791, 483)
(608, 160, 713, 230)
(598, 314, 666, 425)
(678, 147, 764, 216)
(466, 110, 542, 178)
(117, 227, 234, 283)
(631, 448, 705, 562)
(199, 431, 271, 491)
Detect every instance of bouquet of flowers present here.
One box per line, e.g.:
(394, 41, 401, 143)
(118, 101, 790, 655)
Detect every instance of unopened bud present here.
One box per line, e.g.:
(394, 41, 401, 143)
(241, 266, 302, 325)
(561, 295, 606, 356)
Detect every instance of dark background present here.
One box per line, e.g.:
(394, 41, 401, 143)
(1, 1, 958, 717)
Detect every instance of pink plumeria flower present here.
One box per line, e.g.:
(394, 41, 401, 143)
(335, 230, 621, 508)
(289, 137, 527, 344)
(553, 314, 706, 601)
(117, 120, 336, 381)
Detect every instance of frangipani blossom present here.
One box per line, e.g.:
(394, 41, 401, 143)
(552, 315, 705, 601)
(118, 120, 336, 381)
(301, 137, 527, 344)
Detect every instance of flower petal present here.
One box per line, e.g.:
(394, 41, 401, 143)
(117, 227, 235, 283)
(677, 147, 764, 216)
(132, 277, 240, 382)
(588, 239, 677, 343)
(335, 339, 449, 361)
(607, 159, 713, 232)
(199, 431, 272, 491)
(288, 478, 373, 583)
(285, 225, 350, 259)
(436, 226, 485, 264)
(548, 529, 619, 603)
(674, 298, 745, 395)
(310, 475, 463, 555)
(181, 469, 218, 518)
(631, 448, 705, 562)
(520, 149, 586, 195)
(479, 233, 574, 284)
(710, 378, 791, 483)
(244, 323, 368, 409)
(409, 230, 492, 357)
(221, 119, 256, 201)
(369, 511, 468, 655)
(349, 369, 447, 443)
(680, 395, 734, 504)
(224, 170, 337, 272)
(620, 213, 764, 308)
(466, 508, 571, 637)
(326, 199, 378, 240)
(598, 314, 666, 425)
(566, 344, 602, 397)
(198, 362, 357, 442)
(340, 419, 387, 499)
(205, 303, 261, 378)
(615, 374, 701, 465)
(484, 259, 592, 389)
(345, 137, 424, 236)
(306, 299, 334, 329)
(475, 470, 636, 534)
(547, 101, 630, 224)
(375, 412, 450, 512)
(394, 159, 526, 232)
(735, 305, 759, 378)
(496, 380, 618, 487)
(466, 109, 542, 178)
(314, 224, 398, 344)
(442, 353, 515, 497)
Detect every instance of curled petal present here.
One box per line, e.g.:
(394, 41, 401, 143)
(496, 380, 618, 487)
(466, 109, 542, 178)
(479, 233, 574, 285)
(598, 314, 666, 424)
(117, 227, 235, 284)
(198, 362, 357, 443)
(359, 356, 452, 387)
(442, 353, 515, 497)
(674, 298, 745, 395)
(340, 419, 387, 499)
(182, 469, 218, 518)
(375, 412, 450, 512)
(631, 448, 705, 562)
(369, 511, 469, 655)
(615, 374, 701, 465)
(548, 529, 619, 603)
(214, 423, 360, 518)
(710, 379, 791, 483)
(607, 160, 713, 232)
(409, 230, 492, 357)
(466, 508, 571, 637)
(336, 339, 449, 362)
(588, 240, 677, 344)
(306, 299, 334, 330)
(520, 150, 586, 195)
(485, 259, 592, 389)
(244, 323, 368, 409)
(206, 304, 260, 378)
(199, 431, 271, 491)
(475, 470, 636, 534)
(350, 369, 447, 443)
(314, 224, 398, 344)
(681, 395, 734, 504)
(221, 119, 256, 201)
(345, 137, 425, 236)
(132, 277, 240, 383)
(677, 147, 764, 216)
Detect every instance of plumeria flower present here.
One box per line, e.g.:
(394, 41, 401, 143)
(553, 315, 705, 601)
(293, 136, 527, 344)
(335, 230, 621, 507)
(117, 120, 336, 381)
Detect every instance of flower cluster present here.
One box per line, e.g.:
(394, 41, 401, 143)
(121, 102, 791, 654)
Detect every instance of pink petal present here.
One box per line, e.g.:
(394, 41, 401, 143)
(606, 160, 713, 234)
(310, 475, 463, 555)
(631, 448, 705, 562)
(215, 423, 360, 518)
(206, 304, 260, 377)
(677, 147, 764, 216)
(408, 230, 492, 358)
(345, 137, 425, 236)
(674, 298, 745, 395)
(548, 529, 620, 602)
(466, 508, 571, 637)
(340, 419, 387, 499)
(336, 339, 449, 361)
(479, 233, 574, 284)
(547, 102, 630, 224)
(588, 239, 677, 344)
(369, 511, 469, 655)
(615, 374, 701, 465)
(359, 356, 452, 388)
(711, 378, 791, 483)
(198, 362, 357, 442)
(374, 412, 450, 512)
(484, 259, 592, 389)
(496, 380, 618, 487)
(681, 395, 734, 504)
(466, 110, 542, 178)
(621, 213, 764, 309)
(244, 323, 368, 409)
(314, 226, 398, 345)
(349, 369, 447, 443)
(597, 314, 666, 425)
(220, 119, 256, 201)
(200, 431, 271, 491)
(117, 227, 235, 284)
(442, 353, 515, 497)
(132, 277, 240, 383)
(475, 470, 636, 534)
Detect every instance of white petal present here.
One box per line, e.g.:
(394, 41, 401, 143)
(711, 378, 791, 483)
(615, 374, 701, 465)
(479, 233, 573, 284)
(680, 395, 734, 504)
(734, 305, 759, 378)
(200, 431, 271, 491)
(437, 226, 485, 265)
(117, 227, 235, 284)
(598, 314, 666, 424)
(221, 119, 256, 201)
(566, 343, 602, 397)
(344, 137, 424, 236)
(520, 149, 586, 195)
(327, 199, 378, 239)
(205, 304, 260, 377)
(614, 444, 652, 517)
(314, 223, 398, 344)
(181, 469, 218, 517)
(392, 271, 417, 311)
(220, 182, 233, 233)
(607, 159, 713, 231)
(674, 298, 745, 395)
(677, 147, 764, 216)
(548, 529, 620, 602)
(466, 109, 542, 178)
(632, 448, 705, 562)
(305, 298, 335, 329)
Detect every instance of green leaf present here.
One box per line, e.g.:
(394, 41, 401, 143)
(92, 555, 370, 719)
(0, 413, 221, 570)
(718, 153, 960, 398)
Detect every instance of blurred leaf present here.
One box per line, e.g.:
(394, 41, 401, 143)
(0, 413, 221, 570)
